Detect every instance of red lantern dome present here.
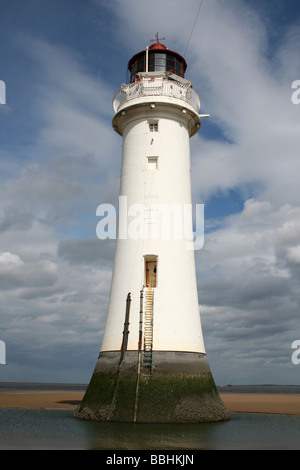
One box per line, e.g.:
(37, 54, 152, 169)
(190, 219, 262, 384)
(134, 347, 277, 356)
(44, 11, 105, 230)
(149, 42, 167, 51)
(128, 34, 187, 82)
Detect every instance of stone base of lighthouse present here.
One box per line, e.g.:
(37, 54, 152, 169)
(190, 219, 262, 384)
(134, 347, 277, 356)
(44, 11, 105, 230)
(74, 351, 230, 423)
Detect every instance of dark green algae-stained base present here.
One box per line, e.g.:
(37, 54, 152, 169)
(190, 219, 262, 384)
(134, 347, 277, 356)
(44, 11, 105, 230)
(74, 351, 230, 424)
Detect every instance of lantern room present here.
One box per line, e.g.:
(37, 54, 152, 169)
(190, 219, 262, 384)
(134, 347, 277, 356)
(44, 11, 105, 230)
(128, 38, 187, 82)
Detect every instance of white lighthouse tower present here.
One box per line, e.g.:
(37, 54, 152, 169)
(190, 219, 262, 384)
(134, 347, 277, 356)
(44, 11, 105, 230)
(75, 36, 229, 423)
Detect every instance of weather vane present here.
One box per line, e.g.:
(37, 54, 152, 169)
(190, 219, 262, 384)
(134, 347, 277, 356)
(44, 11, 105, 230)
(150, 32, 166, 44)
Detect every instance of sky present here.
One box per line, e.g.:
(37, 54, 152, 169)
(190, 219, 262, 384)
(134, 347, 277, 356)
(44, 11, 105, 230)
(0, 0, 300, 385)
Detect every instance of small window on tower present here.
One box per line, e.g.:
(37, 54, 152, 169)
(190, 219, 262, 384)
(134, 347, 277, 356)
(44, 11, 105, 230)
(147, 156, 158, 170)
(149, 120, 159, 132)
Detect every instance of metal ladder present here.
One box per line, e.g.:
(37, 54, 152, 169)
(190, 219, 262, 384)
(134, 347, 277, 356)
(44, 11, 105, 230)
(143, 287, 154, 371)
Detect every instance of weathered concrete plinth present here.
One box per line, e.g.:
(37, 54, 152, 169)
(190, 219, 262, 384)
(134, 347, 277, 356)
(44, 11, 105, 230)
(74, 351, 230, 423)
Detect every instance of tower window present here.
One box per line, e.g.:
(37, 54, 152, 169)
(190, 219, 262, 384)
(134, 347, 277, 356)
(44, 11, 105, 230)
(147, 156, 158, 170)
(149, 120, 159, 132)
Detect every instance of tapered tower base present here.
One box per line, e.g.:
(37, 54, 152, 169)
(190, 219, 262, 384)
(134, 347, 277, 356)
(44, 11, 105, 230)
(74, 351, 230, 423)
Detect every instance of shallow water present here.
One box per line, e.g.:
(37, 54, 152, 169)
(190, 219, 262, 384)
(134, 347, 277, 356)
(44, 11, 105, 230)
(0, 409, 300, 450)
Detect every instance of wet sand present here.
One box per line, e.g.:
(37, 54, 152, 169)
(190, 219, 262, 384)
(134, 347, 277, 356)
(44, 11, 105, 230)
(0, 390, 84, 410)
(221, 393, 300, 415)
(0, 390, 300, 415)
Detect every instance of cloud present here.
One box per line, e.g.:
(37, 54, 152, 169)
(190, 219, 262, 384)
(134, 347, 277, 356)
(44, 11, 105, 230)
(0, 252, 24, 265)
(21, 35, 114, 117)
(57, 236, 115, 266)
(0, 256, 57, 290)
(0, 36, 122, 235)
(0, 34, 120, 382)
(107, 0, 300, 206)
(196, 197, 300, 382)
(22, 36, 120, 166)
(287, 246, 300, 264)
(0, 244, 112, 381)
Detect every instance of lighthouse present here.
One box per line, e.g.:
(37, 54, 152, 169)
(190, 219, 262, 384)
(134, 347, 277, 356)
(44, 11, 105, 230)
(75, 36, 230, 423)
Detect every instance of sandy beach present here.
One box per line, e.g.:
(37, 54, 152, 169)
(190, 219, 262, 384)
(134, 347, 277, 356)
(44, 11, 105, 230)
(0, 390, 84, 410)
(0, 390, 300, 415)
(220, 393, 300, 415)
